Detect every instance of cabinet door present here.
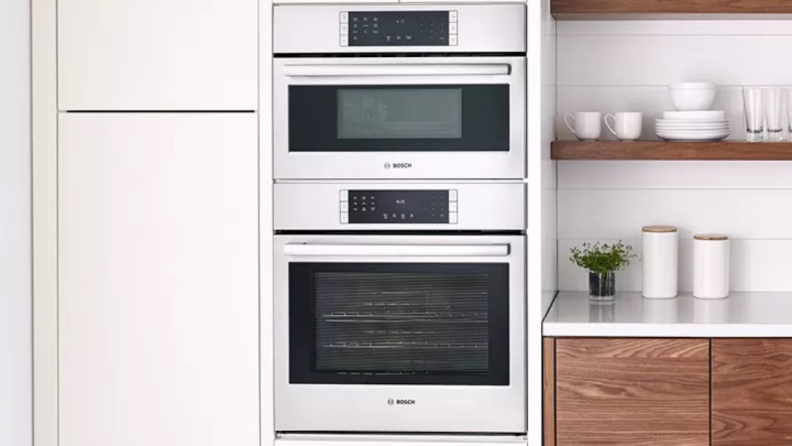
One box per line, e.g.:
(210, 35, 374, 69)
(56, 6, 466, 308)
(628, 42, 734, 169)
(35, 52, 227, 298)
(713, 339, 792, 446)
(58, 114, 258, 446)
(58, 0, 257, 111)
(556, 338, 710, 446)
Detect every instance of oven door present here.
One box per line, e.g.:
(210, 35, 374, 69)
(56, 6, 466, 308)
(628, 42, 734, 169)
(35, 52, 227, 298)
(273, 57, 526, 180)
(274, 235, 526, 434)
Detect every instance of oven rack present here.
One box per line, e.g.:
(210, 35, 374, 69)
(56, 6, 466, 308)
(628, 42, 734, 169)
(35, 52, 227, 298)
(322, 341, 487, 349)
(318, 311, 489, 319)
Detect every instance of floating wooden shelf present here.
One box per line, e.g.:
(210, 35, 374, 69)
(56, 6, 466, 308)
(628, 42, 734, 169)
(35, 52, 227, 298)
(552, 0, 792, 20)
(552, 141, 792, 160)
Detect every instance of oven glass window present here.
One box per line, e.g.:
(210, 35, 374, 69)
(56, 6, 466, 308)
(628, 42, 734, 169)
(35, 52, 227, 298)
(338, 89, 462, 140)
(289, 85, 509, 152)
(289, 263, 509, 385)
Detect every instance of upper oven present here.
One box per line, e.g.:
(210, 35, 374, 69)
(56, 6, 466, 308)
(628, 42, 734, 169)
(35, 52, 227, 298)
(272, 4, 527, 180)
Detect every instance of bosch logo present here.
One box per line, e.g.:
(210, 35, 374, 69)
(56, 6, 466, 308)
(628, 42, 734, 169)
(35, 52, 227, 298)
(388, 398, 415, 406)
(384, 162, 412, 170)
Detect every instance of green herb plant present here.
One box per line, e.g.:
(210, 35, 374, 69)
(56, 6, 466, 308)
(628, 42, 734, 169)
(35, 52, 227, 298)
(569, 241, 636, 275)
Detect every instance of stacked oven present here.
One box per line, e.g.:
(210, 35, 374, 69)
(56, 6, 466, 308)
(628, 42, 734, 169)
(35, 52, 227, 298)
(272, 3, 527, 438)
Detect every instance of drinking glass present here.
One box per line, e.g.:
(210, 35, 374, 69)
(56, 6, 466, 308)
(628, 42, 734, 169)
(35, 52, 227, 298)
(786, 88, 792, 141)
(743, 87, 765, 142)
(765, 88, 785, 142)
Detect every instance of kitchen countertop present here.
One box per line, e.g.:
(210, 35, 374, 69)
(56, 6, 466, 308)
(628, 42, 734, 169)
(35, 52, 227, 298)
(543, 291, 792, 338)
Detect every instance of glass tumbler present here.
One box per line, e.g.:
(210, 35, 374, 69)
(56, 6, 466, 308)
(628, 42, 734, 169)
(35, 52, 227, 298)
(743, 87, 765, 142)
(786, 88, 792, 141)
(765, 88, 785, 142)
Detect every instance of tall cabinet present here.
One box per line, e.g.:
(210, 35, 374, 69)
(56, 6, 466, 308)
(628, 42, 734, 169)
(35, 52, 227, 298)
(53, 1, 260, 446)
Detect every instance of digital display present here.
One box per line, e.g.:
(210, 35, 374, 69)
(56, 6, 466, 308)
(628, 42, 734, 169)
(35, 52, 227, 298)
(348, 11, 449, 47)
(348, 190, 450, 224)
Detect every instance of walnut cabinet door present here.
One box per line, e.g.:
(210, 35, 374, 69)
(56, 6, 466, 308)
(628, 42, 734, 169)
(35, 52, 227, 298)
(553, 338, 711, 446)
(712, 339, 792, 446)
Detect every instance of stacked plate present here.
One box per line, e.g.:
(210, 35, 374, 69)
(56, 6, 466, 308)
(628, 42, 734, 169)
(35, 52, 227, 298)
(655, 111, 730, 141)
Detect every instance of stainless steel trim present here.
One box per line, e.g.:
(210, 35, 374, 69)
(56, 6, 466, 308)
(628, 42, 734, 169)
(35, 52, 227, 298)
(283, 243, 510, 257)
(274, 4, 526, 54)
(275, 434, 529, 443)
(282, 64, 511, 77)
(274, 182, 526, 231)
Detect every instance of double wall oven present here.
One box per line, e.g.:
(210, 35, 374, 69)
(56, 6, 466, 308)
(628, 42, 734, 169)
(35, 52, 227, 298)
(272, 3, 527, 436)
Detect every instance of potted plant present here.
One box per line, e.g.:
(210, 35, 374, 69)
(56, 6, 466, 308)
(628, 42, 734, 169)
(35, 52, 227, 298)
(570, 241, 635, 301)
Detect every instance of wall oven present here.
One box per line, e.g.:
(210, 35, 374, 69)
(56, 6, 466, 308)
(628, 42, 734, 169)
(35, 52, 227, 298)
(273, 182, 526, 434)
(273, 4, 526, 180)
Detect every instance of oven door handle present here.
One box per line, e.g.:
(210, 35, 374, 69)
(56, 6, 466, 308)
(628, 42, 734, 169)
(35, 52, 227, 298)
(283, 243, 510, 257)
(282, 64, 511, 78)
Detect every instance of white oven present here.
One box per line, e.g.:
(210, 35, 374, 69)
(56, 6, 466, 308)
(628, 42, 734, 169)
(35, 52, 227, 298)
(272, 182, 526, 434)
(272, 4, 526, 180)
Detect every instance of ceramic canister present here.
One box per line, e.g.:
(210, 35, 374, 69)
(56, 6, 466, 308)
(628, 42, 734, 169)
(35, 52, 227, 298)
(642, 225, 679, 299)
(693, 234, 730, 299)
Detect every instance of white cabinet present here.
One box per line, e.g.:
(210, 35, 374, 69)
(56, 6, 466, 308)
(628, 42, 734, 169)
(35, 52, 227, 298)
(58, 113, 259, 446)
(58, 0, 257, 111)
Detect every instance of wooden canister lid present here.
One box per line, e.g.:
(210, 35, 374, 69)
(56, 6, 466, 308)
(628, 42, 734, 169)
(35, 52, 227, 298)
(642, 225, 678, 233)
(694, 234, 728, 241)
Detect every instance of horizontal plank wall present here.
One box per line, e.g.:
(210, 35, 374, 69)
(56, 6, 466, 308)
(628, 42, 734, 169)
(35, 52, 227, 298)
(557, 20, 792, 292)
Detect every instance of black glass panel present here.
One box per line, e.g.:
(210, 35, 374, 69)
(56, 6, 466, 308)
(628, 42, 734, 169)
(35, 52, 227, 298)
(349, 11, 449, 47)
(289, 263, 509, 385)
(289, 85, 509, 152)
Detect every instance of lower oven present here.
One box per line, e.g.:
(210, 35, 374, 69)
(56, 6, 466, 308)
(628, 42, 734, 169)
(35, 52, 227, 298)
(273, 181, 527, 434)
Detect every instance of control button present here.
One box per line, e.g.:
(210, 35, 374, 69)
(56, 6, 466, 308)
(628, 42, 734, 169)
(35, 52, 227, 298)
(340, 190, 348, 201)
(340, 213, 349, 224)
(340, 12, 349, 23)
(383, 213, 388, 220)
(449, 190, 458, 201)
(340, 23, 349, 34)
(340, 35, 349, 46)
(449, 212, 458, 224)
(449, 11, 458, 22)
(449, 23, 458, 34)
(341, 202, 349, 212)
(449, 35, 458, 46)
(449, 202, 458, 212)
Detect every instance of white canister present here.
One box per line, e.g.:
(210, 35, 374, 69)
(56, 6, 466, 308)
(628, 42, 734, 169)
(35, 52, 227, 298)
(693, 234, 730, 299)
(642, 225, 679, 299)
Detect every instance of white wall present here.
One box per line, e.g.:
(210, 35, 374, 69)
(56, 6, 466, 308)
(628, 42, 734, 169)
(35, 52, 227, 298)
(0, 0, 32, 445)
(557, 20, 792, 292)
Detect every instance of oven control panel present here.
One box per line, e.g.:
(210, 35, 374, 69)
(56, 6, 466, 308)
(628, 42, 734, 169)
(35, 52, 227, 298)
(339, 11, 458, 47)
(340, 190, 458, 224)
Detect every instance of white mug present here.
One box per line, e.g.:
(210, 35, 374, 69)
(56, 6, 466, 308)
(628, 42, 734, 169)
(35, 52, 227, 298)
(564, 112, 602, 141)
(605, 112, 643, 141)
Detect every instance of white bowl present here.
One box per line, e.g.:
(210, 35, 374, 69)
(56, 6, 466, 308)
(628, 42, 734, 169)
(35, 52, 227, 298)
(669, 83, 717, 111)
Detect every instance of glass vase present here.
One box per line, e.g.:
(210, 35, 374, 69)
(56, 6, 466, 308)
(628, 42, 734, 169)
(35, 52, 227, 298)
(589, 271, 616, 302)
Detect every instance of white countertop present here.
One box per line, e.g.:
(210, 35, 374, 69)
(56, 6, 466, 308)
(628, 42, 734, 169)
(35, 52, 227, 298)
(543, 291, 792, 338)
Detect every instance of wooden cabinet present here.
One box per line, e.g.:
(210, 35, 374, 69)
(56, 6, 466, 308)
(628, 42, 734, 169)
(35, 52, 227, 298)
(58, 0, 257, 111)
(58, 114, 258, 446)
(712, 339, 792, 446)
(551, 338, 711, 446)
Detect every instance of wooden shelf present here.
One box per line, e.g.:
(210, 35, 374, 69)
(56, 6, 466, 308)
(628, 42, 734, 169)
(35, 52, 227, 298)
(552, 0, 792, 20)
(552, 141, 792, 160)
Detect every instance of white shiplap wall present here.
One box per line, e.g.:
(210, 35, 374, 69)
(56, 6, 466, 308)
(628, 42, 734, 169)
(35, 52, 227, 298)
(557, 21, 792, 292)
